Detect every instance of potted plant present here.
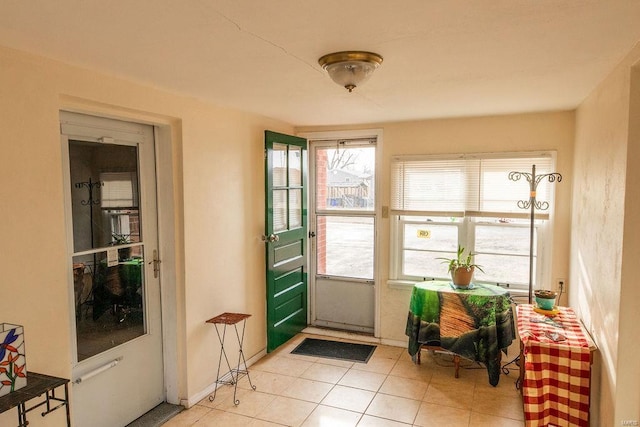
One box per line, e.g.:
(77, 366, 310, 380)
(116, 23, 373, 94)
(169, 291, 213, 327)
(437, 246, 484, 287)
(534, 289, 558, 310)
(111, 233, 131, 261)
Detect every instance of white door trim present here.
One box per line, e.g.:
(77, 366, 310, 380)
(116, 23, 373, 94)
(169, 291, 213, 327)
(153, 123, 180, 405)
(59, 107, 180, 408)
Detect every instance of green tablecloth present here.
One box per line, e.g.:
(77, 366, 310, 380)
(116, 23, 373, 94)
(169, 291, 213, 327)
(405, 281, 515, 386)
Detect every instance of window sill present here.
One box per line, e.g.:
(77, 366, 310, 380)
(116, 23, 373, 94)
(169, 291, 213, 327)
(387, 280, 417, 290)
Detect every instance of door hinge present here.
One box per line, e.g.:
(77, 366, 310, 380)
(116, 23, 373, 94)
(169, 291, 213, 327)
(308, 231, 316, 238)
(148, 249, 161, 278)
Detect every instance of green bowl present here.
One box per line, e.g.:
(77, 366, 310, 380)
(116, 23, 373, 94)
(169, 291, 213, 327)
(535, 296, 556, 310)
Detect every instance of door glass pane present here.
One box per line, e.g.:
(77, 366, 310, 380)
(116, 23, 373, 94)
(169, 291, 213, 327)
(69, 140, 145, 361)
(316, 216, 374, 279)
(315, 145, 375, 211)
(273, 143, 287, 187)
(289, 189, 301, 229)
(70, 143, 140, 252)
(273, 189, 288, 232)
(289, 146, 301, 186)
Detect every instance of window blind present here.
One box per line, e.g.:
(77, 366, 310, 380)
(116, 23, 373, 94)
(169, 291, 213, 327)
(390, 152, 555, 218)
(101, 172, 138, 208)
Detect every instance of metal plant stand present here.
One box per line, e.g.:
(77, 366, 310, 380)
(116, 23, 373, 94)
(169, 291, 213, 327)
(508, 164, 562, 304)
(206, 312, 256, 405)
(501, 164, 562, 388)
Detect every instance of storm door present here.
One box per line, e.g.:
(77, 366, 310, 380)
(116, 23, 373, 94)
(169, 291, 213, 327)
(61, 111, 164, 427)
(309, 139, 376, 333)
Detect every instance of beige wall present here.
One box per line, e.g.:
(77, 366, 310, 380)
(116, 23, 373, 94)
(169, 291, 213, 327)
(0, 45, 292, 425)
(572, 42, 640, 426)
(620, 62, 640, 427)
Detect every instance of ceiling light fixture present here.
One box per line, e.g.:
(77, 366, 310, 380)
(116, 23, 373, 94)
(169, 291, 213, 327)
(318, 51, 383, 92)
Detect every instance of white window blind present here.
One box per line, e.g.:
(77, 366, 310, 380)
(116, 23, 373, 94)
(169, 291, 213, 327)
(390, 152, 555, 218)
(101, 172, 138, 208)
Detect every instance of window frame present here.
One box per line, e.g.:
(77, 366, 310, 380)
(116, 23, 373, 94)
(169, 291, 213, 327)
(389, 151, 556, 295)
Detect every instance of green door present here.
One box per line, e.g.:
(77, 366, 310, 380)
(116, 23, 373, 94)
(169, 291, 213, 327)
(265, 130, 308, 352)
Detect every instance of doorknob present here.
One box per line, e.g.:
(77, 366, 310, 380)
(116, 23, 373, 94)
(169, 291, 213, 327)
(261, 234, 280, 243)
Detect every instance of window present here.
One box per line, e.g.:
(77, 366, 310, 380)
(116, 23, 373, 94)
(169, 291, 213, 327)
(313, 141, 376, 280)
(101, 172, 138, 208)
(390, 152, 556, 292)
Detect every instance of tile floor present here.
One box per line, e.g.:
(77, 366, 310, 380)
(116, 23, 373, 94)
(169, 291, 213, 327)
(164, 333, 525, 426)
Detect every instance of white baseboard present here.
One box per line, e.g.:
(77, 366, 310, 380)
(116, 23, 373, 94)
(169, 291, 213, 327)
(183, 347, 267, 408)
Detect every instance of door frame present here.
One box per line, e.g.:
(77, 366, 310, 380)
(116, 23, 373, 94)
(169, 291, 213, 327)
(59, 104, 180, 405)
(298, 129, 383, 338)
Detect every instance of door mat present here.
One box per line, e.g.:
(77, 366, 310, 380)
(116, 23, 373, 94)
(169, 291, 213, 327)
(291, 338, 376, 363)
(126, 402, 183, 427)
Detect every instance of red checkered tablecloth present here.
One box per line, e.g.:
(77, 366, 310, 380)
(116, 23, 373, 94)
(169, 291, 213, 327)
(517, 304, 594, 427)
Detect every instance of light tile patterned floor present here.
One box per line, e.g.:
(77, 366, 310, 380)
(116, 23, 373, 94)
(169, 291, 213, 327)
(163, 333, 525, 427)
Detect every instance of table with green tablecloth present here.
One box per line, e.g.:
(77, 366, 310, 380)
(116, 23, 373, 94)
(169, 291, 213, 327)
(405, 280, 515, 386)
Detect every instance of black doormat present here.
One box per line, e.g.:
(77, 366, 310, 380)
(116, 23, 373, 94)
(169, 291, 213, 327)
(291, 338, 376, 363)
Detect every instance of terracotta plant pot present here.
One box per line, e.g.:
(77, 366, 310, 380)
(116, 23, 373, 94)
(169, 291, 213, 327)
(451, 266, 474, 287)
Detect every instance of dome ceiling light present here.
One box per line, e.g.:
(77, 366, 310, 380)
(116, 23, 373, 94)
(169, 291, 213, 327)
(318, 51, 383, 92)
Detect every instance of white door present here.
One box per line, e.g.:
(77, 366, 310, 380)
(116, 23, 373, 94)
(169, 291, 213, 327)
(309, 138, 377, 334)
(61, 111, 164, 426)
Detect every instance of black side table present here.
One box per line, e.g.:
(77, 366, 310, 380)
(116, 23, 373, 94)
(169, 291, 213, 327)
(0, 372, 70, 427)
(206, 312, 256, 405)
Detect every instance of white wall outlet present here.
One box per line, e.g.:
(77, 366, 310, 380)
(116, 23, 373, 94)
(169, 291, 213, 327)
(556, 278, 566, 292)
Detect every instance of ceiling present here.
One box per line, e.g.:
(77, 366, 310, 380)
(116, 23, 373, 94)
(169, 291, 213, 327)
(2, 1, 640, 126)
